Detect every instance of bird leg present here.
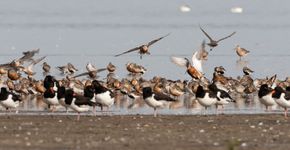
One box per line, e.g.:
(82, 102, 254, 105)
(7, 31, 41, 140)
(204, 107, 208, 115)
(284, 108, 288, 119)
(154, 108, 157, 117)
(215, 105, 219, 116)
(92, 106, 96, 116)
(77, 112, 80, 121)
(6, 108, 10, 119)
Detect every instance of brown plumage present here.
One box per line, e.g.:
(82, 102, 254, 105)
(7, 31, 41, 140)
(35, 81, 46, 94)
(169, 84, 184, 97)
(235, 45, 250, 60)
(171, 57, 203, 80)
(187, 66, 203, 80)
(8, 69, 21, 81)
(199, 25, 236, 50)
(42, 62, 51, 73)
(126, 63, 147, 74)
(212, 68, 229, 85)
(153, 83, 164, 94)
(0, 67, 7, 75)
(115, 33, 170, 59)
(107, 62, 116, 73)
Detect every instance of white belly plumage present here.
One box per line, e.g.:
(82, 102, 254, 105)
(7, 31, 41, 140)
(0, 95, 19, 108)
(197, 94, 217, 107)
(259, 94, 275, 106)
(43, 94, 59, 105)
(95, 91, 114, 107)
(144, 97, 168, 108)
(274, 93, 290, 108)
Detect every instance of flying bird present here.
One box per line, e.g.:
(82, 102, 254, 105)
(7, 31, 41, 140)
(199, 26, 236, 51)
(42, 62, 51, 73)
(171, 51, 203, 79)
(197, 40, 209, 61)
(115, 33, 170, 59)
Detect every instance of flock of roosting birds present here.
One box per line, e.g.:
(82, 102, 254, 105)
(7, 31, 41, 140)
(0, 26, 290, 120)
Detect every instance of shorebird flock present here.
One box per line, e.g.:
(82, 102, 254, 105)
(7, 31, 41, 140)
(0, 26, 290, 120)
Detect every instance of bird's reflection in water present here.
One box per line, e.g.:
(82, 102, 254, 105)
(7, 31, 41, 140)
(236, 59, 249, 70)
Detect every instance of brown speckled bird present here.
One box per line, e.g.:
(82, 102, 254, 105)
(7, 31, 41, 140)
(115, 33, 170, 59)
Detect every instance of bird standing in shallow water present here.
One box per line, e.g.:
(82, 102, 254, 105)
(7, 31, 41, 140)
(258, 84, 276, 111)
(142, 87, 176, 117)
(195, 85, 217, 114)
(199, 26, 236, 51)
(65, 89, 97, 121)
(235, 45, 250, 60)
(272, 86, 290, 118)
(92, 80, 115, 111)
(0, 87, 22, 113)
(115, 33, 170, 59)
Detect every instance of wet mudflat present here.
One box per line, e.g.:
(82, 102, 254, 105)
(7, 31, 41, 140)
(0, 114, 290, 150)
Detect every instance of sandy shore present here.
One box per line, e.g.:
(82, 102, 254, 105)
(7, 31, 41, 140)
(0, 114, 290, 150)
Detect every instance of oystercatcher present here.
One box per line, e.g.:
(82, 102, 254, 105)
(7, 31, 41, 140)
(142, 87, 176, 117)
(65, 89, 96, 121)
(0, 87, 22, 113)
(258, 84, 276, 111)
(208, 83, 235, 114)
(92, 80, 115, 111)
(196, 85, 217, 114)
(272, 86, 290, 118)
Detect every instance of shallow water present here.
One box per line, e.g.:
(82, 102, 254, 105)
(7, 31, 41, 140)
(0, 94, 285, 116)
(0, 0, 289, 115)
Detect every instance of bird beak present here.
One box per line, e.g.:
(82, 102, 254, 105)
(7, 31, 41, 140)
(271, 90, 275, 95)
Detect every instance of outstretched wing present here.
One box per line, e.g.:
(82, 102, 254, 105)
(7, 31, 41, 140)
(217, 32, 236, 42)
(114, 46, 140, 57)
(192, 51, 203, 73)
(147, 33, 170, 47)
(31, 56, 46, 65)
(199, 26, 213, 41)
(96, 68, 107, 73)
(171, 56, 189, 68)
(19, 48, 40, 63)
(73, 72, 90, 78)
(0, 62, 11, 68)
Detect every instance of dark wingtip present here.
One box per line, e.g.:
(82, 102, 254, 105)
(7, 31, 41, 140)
(128, 94, 135, 99)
